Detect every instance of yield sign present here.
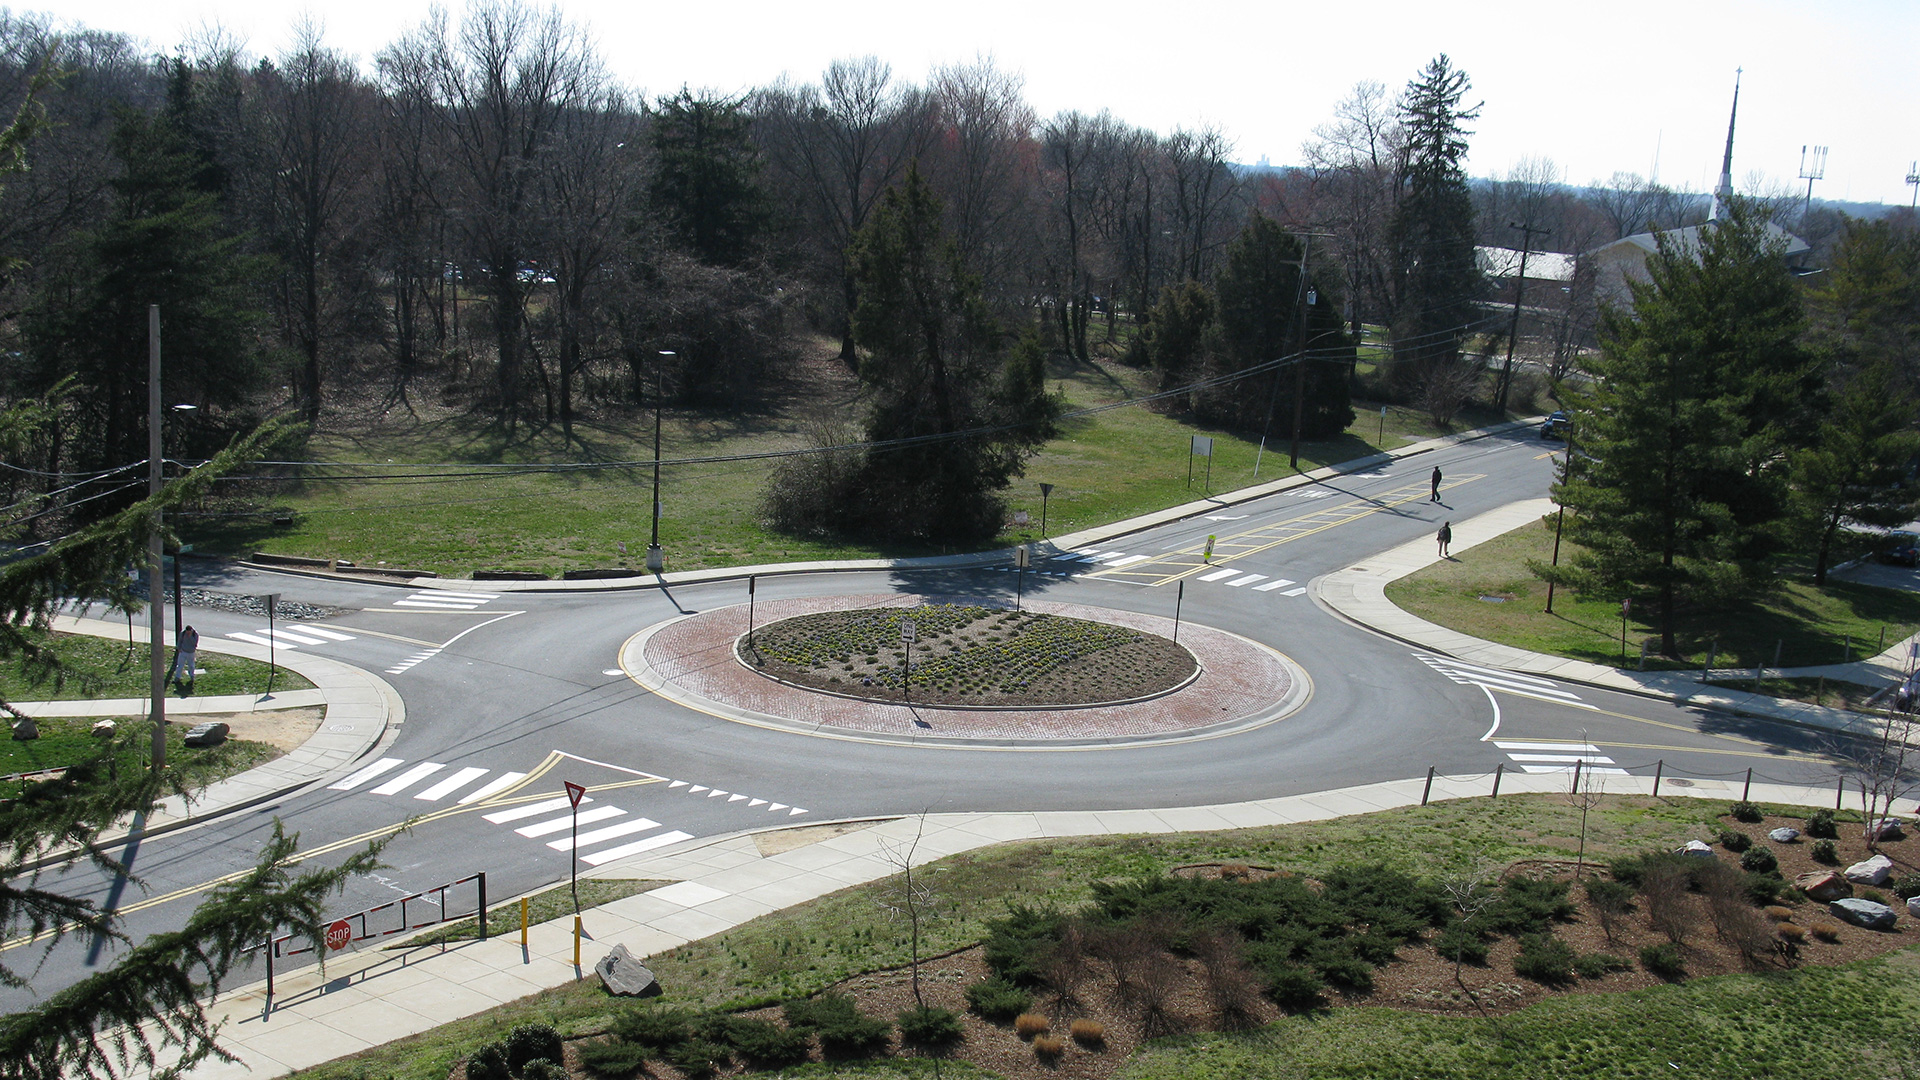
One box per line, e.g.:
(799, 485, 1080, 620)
(564, 781, 586, 808)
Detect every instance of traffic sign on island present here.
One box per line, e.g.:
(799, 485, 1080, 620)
(325, 919, 352, 952)
(564, 781, 586, 808)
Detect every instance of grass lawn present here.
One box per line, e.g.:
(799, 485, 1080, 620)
(0, 715, 280, 797)
(0, 632, 313, 702)
(285, 793, 1828, 1080)
(194, 347, 1527, 579)
(1386, 516, 1920, 671)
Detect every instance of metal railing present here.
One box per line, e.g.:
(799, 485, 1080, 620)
(256, 871, 487, 998)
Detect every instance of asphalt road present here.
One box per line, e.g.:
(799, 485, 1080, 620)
(0, 429, 1851, 1005)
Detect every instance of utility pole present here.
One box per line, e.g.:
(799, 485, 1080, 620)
(1496, 221, 1548, 413)
(1907, 161, 1919, 210)
(147, 305, 166, 772)
(647, 350, 672, 573)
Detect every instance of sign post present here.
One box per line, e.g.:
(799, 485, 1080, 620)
(1190, 435, 1214, 494)
(1173, 580, 1185, 643)
(1039, 483, 1053, 538)
(1014, 545, 1030, 611)
(746, 575, 757, 654)
(1619, 599, 1630, 664)
(900, 618, 916, 703)
(564, 781, 586, 912)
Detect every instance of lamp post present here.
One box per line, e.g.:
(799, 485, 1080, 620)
(647, 350, 672, 573)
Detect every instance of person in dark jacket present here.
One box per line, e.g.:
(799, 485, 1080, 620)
(1437, 522, 1452, 558)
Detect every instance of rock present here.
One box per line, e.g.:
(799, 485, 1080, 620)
(182, 722, 229, 748)
(10, 718, 36, 741)
(1831, 898, 1899, 931)
(91, 719, 117, 738)
(1909, 896, 1920, 920)
(1678, 840, 1714, 858)
(594, 944, 659, 997)
(1870, 818, 1907, 841)
(1769, 827, 1800, 843)
(1795, 871, 1854, 902)
(1845, 854, 1894, 886)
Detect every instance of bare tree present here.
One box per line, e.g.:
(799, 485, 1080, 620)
(1165, 124, 1238, 283)
(1301, 80, 1403, 334)
(1831, 707, 1919, 853)
(928, 55, 1033, 295)
(373, 26, 451, 409)
(875, 813, 944, 1010)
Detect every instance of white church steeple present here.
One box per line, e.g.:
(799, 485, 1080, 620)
(1709, 68, 1741, 222)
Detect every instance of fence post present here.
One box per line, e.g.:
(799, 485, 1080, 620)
(1491, 763, 1503, 799)
(1421, 766, 1435, 806)
(477, 872, 488, 942)
(521, 897, 530, 948)
(573, 915, 583, 967)
(264, 936, 274, 1002)
(1571, 759, 1583, 795)
(1742, 768, 1753, 803)
(1836, 775, 1846, 812)
(1652, 759, 1663, 798)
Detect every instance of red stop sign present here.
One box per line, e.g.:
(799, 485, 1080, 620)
(324, 919, 353, 951)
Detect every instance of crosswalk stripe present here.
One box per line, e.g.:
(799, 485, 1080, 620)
(1507, 753, 1618, 764)
(1522, 764, 1628, 775)
(516, 806, 625, 838)
(262, 627, 331, 646)
(1225, 574, 1267, 587)
(1197, 568, 1240, 582)
(547, 817, 661, 851)
(1252, 579, 1296, 592)
(1495, 741, 1605, 754)
(329, 757, 403, 790)
(580, 830, 696, 866)
(484, 796, 590, 824)
(422, 590, 500, 599)
(1106, 554, 1151, 567)
(1433, 659, 1563, 689)
(458, 771, 527, 804)
(1280, 587, 1307, 596)
(393, 599, 485, 610)
(226, 632, 282, 648)
(370, 761, 445, 795)
(1453, 672, 1585, 701)
(415, 767, 489, 801)
(292, 625, 355, 641)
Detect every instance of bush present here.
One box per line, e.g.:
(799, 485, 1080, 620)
(722, 1019, 811, 1069)
(577, 1040, 649, 1078)
(519, 1063, 565, 1080)
(1777, 923, 1807, 943)
(896, 1006, 964, 1048)
(1739, 846, 1779, 874)
(1069, 1019, 1105, 1045)
(1807, 809, 1839, 839)
(1639, 943, 1686, 978)
(1863, 887, 1890, 905)
(981, 903, 1065, 986)
(1572, 952, 1631, 978)
(1812, 921, 1842, 942)
(1261, 962, 1325, 1011)
(1013, 1013, 1050, 1038)
(1744, 871, 1791, 906)
(1512, 933, 1576, 984)
(965, 978, 1032, 1022)
(504, 1024, 564, 1076)
(1032, 1034, 1066, 1058)
(1434, 923, 1489, 965)
(1718, 829, 1752, 852)
(661, 1039, 728, 1080)
(1730, 801, 1763, 823)
(1812, 839, 1839, 864)
(1585, 878, 1636, 913)
(784, 995, 890, 1059)
(1763, 905, 1796, 921)
(1480, 877, 1577, 935)
(1893, 872, 1920, 901)
(466, 1042, 510, 1080)
(609, 1008, 694, 1053)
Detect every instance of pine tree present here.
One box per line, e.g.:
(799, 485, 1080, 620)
(1388, 55, 1483, 398)
(648, 88, 767, 266)
(1536, 199, 1817, 655)
(1790, 359, 1920, 585)
(1207, 216, 1354, 439)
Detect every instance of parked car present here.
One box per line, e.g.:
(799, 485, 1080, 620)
(1539, 411, 1570, 440)
(1882, 531, 1920, 566)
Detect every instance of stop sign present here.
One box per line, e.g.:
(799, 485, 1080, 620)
(324, 919, 352, 951)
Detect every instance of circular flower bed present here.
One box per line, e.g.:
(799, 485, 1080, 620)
(738, 602, 1197, 707)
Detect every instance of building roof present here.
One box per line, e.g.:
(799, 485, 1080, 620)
(1588, 221, 1811, 263)
(1476, 245, 1577, 282)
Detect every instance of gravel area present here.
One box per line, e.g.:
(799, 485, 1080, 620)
(131, 585, 349, 622)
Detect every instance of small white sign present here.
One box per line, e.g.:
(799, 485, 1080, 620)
(1191, 435, 1213, 457)
(1013, 510, 1029, 525)
(901, 619, 916, 642)
(1015, 545, 1031, 568)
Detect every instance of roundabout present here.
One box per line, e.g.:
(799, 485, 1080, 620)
(619, 593, 1310, 747)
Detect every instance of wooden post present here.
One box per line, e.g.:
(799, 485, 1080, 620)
(1652, 759, 1663, 798)
(573, 915, 582, 967)
(1837, 775, 1846, 811)
(521, 897, 530, 948)
(1571, 759, 1583, 795)
(1421, 766, 1435, 806)
(1491, 763, 1503, 798)
(477, 872, 488, 941)
(1742, 768, 1753, 803)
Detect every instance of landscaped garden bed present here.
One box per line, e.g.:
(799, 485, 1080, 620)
(738, 603, 1196, 707)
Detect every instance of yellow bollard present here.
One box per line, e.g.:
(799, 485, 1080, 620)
(520, 897, 529, 947)
(573, 915, 582, 966)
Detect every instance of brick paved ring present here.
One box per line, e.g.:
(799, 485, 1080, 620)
(619, 594, 1309, 747)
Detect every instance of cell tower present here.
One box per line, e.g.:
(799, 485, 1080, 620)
(1908, 161, 1919, 209)
(1798, 145, 1827, 217)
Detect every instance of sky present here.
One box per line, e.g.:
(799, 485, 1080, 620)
(33, 0, 1920, 207)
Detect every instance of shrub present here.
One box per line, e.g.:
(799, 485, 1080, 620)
(661, 1039, 728, 1080)
(519, 1063, 565, 1080)
(1744, 871, 1791, 906)
(965, 978, 1032, 1022)
(1718, 829, 1752, 852)
(1862, 887, 1890, 905)
(1434, 923, 1489, 965)
(1261, 962, 1325, 1011)
(1811, 921, 1842, 942)
(1219, 862, 1252, 880)
(1572, 952, 1631, 978)
(1739, 846, 1779, 874)
(896, 1006, 964, 1048)
(1895, 872, 1920, 901)
(785, 995, 890, 1059)
(1730, 801, 1763, 823)
(577, 1040, 650, 1078)
(723, 1019, 811, 1069)
(1764, 905, 1796, 921)
(1512, 933, 1576, 984)
(982, 903, 1065, 986)
(1812, 839, 1839, 864)
(1777, 923, 1807, 943)
(1480, 877, 1576, 935)
(1639, 943, 1686, 978)
(466, 1042, 510, 1080)
(609, 1008, 694, 1052)
(1806, 809, 1839, 839)
(504, 1025, 564, 1076)
(1032, 1034, 1066, 1058)
(1013, 1013, 1050, 1038)
(1069, 1019, 1105, 1045)
(1641, 862, 1700, 945)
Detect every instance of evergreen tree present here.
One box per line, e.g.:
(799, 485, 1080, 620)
(1387, 55, 1483, 396)
(649, 88, 767, 266)
(1536, 199, 1816, 655)
(1790, 359, 1920, 585)
(1140, 280, 1215, 378)
(848, 165, 1058, 539)
(1206, 216, 1354, 439)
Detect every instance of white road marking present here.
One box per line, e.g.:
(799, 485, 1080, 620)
(370, 761, 445, 795)
(458, 771, 527, 804)
(1252, 579, 1296, 592)
(1225, 574, 1266, 587)
(580, 830, 696, 866)
(294, 625, 356, 641)
(1106, 554, 1151, 567)
(547, 817, 661, 851)
(1197, 568, 1239, 582)
(1280, 587, 1308, 596)
(515, 805, 626, 838)
(484, 796, 590, 824)
(415, 767, 489, 801)
(329, 757, 403, 790)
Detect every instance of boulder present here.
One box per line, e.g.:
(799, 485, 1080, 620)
(1831, 898, 1899, 931)
(1795, 871, 1854, 902)
(1678, 840, 1715, 858)
(1768, 827, 1800, 843)
(1870, 818, 1907, 842)
(182, 722, 229, 748)
(1908, 895, 1920, 920)
(594, 944, 659, 997)
(10, 718, 36, 741)
(91, 719, 117, 738)
(1845, 854, 1894, 886)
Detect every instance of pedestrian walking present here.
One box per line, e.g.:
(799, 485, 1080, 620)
(1430, 466, 1442, 501)
(1437, 522, 1452, 558)
(168, 625, 199, 696)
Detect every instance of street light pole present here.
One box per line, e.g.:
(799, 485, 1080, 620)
(147, 305, 166, 772)
(648, 350, 673, 573)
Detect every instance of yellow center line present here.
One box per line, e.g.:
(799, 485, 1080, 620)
(0, 755, 662, 953)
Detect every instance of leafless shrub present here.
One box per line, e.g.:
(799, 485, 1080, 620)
(1640, 862, 1700, 947)
(1700, 863, 1771, 969)
(1043, 923, 1089, 1006)
(1192, 928, 1263, 1031)
(1087, 922, 1152, 1003)
(1133, 950, 1185, 1038)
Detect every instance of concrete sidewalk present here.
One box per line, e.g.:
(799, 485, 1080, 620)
(1315, 498, 1914, 740)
